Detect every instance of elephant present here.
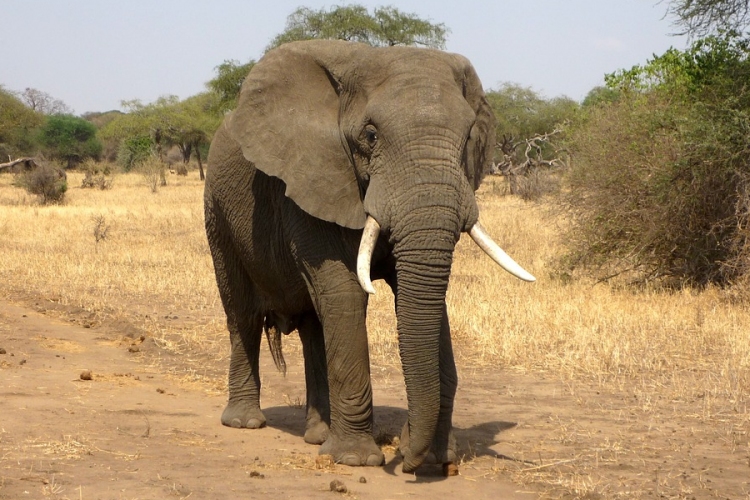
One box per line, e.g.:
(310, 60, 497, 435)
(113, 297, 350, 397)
(204, 39, 535, 473)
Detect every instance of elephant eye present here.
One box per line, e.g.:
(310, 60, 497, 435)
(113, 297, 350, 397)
(364, 126, 378, 147)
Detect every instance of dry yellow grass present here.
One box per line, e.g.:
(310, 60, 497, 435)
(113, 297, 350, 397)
(2, 169, 749, 400)
(2, 168, 749, 497)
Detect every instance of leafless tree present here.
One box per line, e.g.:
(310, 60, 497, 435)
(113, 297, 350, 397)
(493, 130, 568, 199)
(19, 88, 72, 115)
(666, 0, 750, 37)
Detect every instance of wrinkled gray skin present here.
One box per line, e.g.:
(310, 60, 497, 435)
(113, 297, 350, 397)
(204, 40, 495, 473)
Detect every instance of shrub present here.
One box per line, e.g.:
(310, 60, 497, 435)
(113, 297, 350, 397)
(137, 156, 167, 193)
(117, 135, 152, 171)
(17, 163, 68, 204)
(80, 159, 114, 190)
(562, 34, 750, 287)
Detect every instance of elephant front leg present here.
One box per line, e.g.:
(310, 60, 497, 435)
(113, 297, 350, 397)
(312, 275, 384, 466)
(222, 313, 266, 429)
(298, 314, 330, 445)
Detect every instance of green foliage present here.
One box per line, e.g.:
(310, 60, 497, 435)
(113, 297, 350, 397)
(564, 32, 750, 287)
(117, 135, 152, 171)
(36, 114, 102, 169)
(102, 93, 220, 169)
(266, 4, 448, 51)
(581, 86, 620, 108)
(206, 60, 256, 113)
(17, 163, 68, 204)
(0, 86, 43, 158)
(486, 84, 578, 147)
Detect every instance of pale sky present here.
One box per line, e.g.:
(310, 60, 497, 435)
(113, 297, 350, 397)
(0, 1, 686, 114)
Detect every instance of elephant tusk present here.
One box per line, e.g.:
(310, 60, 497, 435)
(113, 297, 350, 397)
(469, 222, 536, 282)
(357, 216, 381, 295)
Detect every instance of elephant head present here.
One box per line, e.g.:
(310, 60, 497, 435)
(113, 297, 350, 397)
(227, 40, 534, 472)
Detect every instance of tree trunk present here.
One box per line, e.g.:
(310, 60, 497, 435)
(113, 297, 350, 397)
(195, 142, 205, 180)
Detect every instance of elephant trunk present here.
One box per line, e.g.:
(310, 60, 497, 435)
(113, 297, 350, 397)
(390, 204, 458, 473)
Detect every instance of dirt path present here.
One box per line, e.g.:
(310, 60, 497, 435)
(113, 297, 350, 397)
(0, 300, 538, 499)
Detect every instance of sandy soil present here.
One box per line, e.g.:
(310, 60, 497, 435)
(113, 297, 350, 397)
(2, 296, 749, 499)
(0, 299, 538, 499)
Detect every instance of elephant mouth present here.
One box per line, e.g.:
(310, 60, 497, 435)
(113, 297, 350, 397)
(356, 215, 536, 294)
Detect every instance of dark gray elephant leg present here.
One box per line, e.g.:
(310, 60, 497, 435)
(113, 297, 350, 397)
(304, 262, 383, 466)
(205, 200, 266, 429)
(223, 310, 265, 428)
(298, 313, 330, 444)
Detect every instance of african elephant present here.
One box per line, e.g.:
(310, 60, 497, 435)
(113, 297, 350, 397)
(204, 40, 535, 473)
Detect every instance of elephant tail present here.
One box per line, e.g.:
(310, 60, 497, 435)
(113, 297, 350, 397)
(264, 321, 287, 377)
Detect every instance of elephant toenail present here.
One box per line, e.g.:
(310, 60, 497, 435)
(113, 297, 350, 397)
(230, 418, 243, 428)
(339, 453, 361, 466)
(366, 453, 384, 466)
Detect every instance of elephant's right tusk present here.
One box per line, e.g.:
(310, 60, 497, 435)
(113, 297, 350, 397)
(357, 216, 380, 295)
(469, 222, 536, 282)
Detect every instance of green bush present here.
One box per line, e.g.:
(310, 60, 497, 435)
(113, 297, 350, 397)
(117, 135, 152, 171)
(562, 34, 750, 287)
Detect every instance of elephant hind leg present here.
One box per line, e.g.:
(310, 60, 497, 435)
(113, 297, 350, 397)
(206, 204, 266, 429)
(298, 313, 330, 445)
(221, 307, 265, 429)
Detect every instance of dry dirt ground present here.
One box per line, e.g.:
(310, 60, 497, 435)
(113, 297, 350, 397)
(1, 296, 749, 499)
(0, 298, 537, 499)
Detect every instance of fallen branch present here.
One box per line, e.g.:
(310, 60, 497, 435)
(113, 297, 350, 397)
(0, 157, 41, 173)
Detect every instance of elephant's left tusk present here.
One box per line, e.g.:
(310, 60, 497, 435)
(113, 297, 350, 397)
(357, 216, 380, 294)
(469, 222, 536, 282)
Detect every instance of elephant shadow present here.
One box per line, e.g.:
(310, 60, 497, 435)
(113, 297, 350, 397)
(262, 404, 519, 481)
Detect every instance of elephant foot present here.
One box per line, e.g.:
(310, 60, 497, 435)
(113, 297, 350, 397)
(424, 430, 457, 465)
(221, 401, 266, 429)
(398, 424, 457, 473)
(304, 419, 329, 445)
(319, 434, 384, 467)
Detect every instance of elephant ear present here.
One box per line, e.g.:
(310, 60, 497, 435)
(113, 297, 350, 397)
(227, 41, 366, 229)
(454, 57, 496, 191)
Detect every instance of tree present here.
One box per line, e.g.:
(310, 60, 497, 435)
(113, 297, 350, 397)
(484, 84, 577, 198)
(206, 59, 256, 113)
(668, 0, 750, 36)
(372, 6, 448, 47)
(37, 114, 102, 168)
(0, 86, 43, 158)
(19, 88, 72, 115)
(266, 4, 448, 51)
(101, 93, 220, 177)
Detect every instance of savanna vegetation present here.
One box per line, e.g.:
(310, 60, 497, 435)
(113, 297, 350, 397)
(1, 1, 750, 497)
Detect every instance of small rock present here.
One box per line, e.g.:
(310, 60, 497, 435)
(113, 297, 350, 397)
(128, 346, 140, 353)
(248, 470, 264, 479)
(19, 359, 26, 365)
(329, 480, 347, 493)
(80, 370, 93, 381)
(359, 476, 367, 484)
(156, 388, 165, 394)
(0, 348, 6, 354)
